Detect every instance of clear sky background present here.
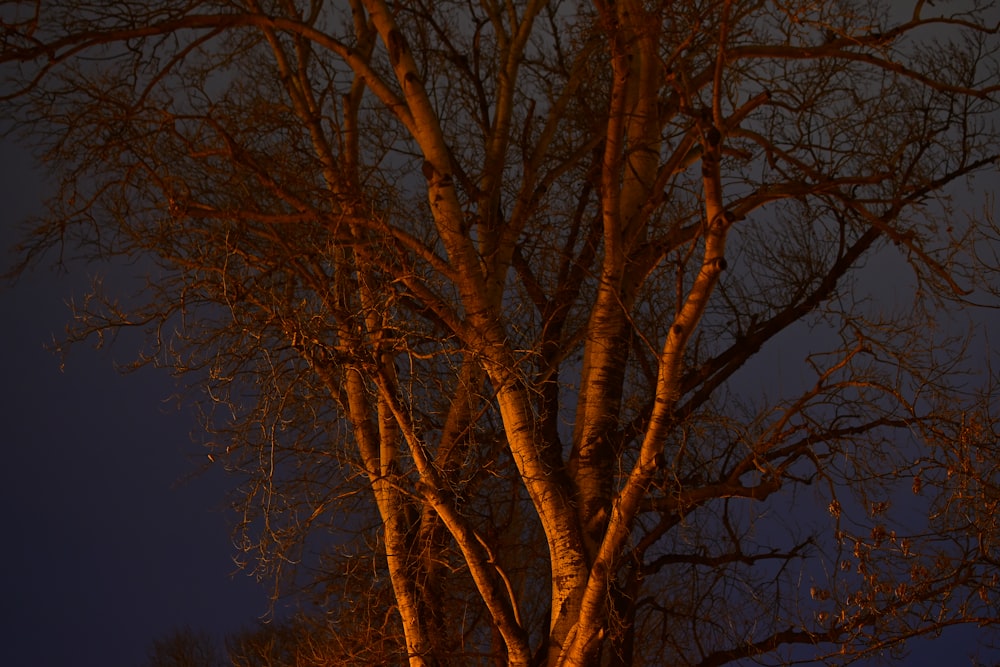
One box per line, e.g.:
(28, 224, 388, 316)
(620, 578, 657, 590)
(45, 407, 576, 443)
(2, 116, 999, 667)
(0, 137, 268, 666)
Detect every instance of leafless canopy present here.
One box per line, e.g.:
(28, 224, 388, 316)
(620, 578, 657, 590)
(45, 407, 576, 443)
(4, 0, 1000, 665)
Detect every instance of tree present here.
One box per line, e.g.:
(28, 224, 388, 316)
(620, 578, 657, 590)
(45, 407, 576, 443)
(4, 0, 1000, 664)
(144, 618, 351, 667)
(224, 614, 395, 667)
(144, 627, 227, 667)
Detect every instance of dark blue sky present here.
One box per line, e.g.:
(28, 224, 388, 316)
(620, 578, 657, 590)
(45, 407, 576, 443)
(0, 137, 267, 667)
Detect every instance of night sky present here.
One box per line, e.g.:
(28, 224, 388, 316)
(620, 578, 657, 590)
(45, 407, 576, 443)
(2, 123, 1000, 667)
(1, 137, 267, 666)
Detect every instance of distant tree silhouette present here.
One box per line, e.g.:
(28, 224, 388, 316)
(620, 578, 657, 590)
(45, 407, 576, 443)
(144, 627, 225, 667)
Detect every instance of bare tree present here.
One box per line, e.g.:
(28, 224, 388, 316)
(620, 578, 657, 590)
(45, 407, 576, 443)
(236, 611, 417, 666)
(144, 627, 226, 667)
(4, 0, 1000, 665)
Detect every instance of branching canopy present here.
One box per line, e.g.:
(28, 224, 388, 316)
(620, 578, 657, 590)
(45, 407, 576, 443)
(4, 0, 1000, 665)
